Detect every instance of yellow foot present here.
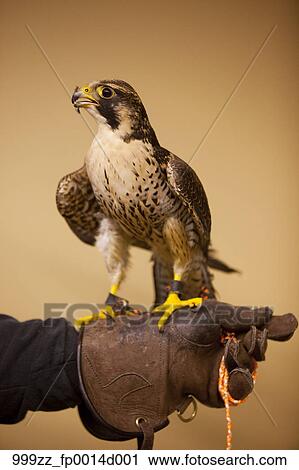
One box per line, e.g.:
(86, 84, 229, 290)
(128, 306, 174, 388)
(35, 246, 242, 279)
(74, 305, 116, 328)
(153, 292, 202, 330)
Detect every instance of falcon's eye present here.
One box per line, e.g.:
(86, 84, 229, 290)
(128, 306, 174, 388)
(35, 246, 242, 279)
(97, 86, 115, 99)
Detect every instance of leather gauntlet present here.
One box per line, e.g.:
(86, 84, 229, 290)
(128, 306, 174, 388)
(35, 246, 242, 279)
(77, 300, 297, 449)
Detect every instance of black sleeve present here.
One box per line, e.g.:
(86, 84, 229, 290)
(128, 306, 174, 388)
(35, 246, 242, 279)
(0, 314, 82, 424)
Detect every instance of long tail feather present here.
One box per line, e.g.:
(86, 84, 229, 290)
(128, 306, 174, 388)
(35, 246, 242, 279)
(208, 250, 239, 273)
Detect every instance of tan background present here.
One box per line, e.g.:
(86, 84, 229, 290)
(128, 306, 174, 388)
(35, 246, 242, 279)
(0, 0, 298, 450)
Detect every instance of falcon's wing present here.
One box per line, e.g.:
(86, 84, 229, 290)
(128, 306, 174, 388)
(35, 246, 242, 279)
(152, 150, 235, 303)
(56, 166, 104, 245)
(163, 151, 211, 254)
(151, 149, 212, 304)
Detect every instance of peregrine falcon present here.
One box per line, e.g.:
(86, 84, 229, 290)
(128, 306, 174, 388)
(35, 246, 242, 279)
(56, 80, 235, 328)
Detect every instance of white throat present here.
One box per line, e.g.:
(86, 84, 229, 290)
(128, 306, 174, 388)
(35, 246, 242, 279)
(85, 122, 154, 197)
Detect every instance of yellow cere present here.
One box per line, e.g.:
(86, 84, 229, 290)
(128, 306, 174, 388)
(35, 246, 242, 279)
(81, 86, 91, 93)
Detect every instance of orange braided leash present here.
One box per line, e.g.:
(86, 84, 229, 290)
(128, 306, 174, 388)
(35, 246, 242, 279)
(218, 334, 257, 450)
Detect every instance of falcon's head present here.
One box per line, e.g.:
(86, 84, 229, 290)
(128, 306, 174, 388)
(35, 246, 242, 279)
(71, 79, 158, 144)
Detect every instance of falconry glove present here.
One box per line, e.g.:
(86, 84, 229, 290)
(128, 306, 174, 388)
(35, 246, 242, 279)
(77, 300, 297, 450)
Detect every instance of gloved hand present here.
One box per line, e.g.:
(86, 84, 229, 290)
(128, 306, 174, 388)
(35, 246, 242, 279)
(78, 300, 297, 450)
(167, 300, 297, 406)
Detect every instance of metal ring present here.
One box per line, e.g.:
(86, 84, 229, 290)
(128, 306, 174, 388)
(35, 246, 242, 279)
(135, 416, 148, 428)
(176, 395, 198, 423)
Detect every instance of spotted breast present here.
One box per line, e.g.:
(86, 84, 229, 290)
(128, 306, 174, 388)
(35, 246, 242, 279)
(85, 127, 191, 247)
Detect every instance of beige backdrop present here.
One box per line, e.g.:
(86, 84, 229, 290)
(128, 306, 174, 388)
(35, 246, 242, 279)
(0, 0, 298, 450)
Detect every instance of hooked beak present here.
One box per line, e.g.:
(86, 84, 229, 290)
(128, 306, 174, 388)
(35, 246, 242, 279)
(71, 87, 98, 113)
